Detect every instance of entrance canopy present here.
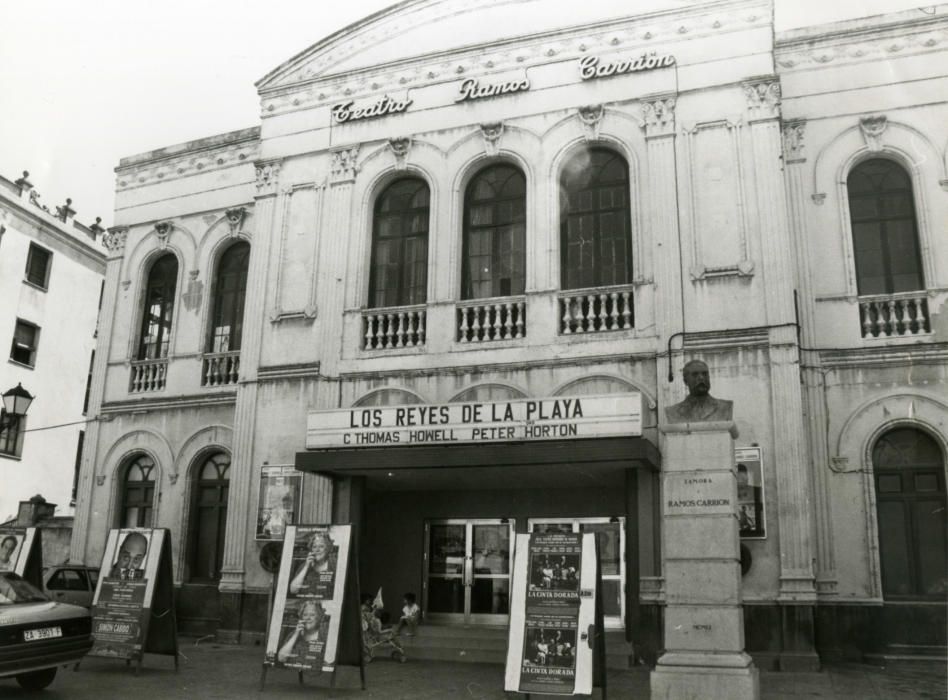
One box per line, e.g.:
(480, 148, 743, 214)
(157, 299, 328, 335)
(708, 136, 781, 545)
(295, 436, 659, 491)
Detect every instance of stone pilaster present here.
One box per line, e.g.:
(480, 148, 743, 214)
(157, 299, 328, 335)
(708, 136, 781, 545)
(652, 422, 759, 700)
(69, 227, 128, 564)
(640, 94, 682, 411)
(782, 120, 837, 597)
(218, 163, 280, 630)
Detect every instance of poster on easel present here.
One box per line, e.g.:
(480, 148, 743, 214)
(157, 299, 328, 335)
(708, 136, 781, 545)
(505, 531, 601, 696)
(88, 528, 178, 671)
(0, 527, 42, 587)
(262, 524, 363, 685)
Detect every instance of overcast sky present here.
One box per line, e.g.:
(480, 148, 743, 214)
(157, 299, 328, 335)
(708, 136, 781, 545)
(0, 1, 934, 227)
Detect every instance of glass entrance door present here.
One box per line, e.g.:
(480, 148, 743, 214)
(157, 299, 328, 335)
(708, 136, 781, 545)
(529, 517, 626, 629)
(424, 519, 513, 625)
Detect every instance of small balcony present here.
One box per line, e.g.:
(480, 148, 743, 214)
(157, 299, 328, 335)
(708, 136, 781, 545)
(129, 358, 167, 393)
(202, 351, 240, 386)
(859, 292, 930, 339)
(558, 285, 634, 335)
(362, 305, 426, 350)
(457, 297, 526, 343)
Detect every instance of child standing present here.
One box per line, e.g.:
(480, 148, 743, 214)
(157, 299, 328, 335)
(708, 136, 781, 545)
(394, 592, 420, 636)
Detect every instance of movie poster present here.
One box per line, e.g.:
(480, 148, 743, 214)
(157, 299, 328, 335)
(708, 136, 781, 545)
(264, 525, 351, 673)
(736, 447, 766, 539)
(505, 532, 596, 696)
(90, 528, 161, 659)
(0, 529, 25, 573)
(256, 466, 303, 541)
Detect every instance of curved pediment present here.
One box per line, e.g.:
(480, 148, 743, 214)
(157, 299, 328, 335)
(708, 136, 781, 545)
(257, 0, 703, 91)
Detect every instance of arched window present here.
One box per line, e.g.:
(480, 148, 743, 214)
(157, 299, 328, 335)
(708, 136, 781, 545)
(463, 164, 526, 299)
(209, 242, 250, 352)
(873, 427, 946, 599)
(560, 148, 632, 289)
(138, 254, 178, 359)
(369, 179, 430, 308)
(848, 159, 924, 296)
(187, 452, 230, 582)
(120, 455, 155, 528)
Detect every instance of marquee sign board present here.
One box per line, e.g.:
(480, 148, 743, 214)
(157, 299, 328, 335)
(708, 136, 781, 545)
(305, 393, 642, 449)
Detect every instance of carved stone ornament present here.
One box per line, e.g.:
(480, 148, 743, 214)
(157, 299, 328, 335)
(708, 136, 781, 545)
(330, 145, 360, 183)
(480, 122, 504, 156)
(859, 114, 887, 151)
(96, 475, 107, 486)
(225, 207, 246, 236)
(577, 104, 604, 141)
(103, 226, 129, 255)
(742, 80, 781, 118)
(169, 473, 179, 485)
(388, 137, 412, 170)
(255, 162, 281, 194)
(641, 96, 676, 137)
(781, 120, 806, 162)
(154, 221, 172, 248)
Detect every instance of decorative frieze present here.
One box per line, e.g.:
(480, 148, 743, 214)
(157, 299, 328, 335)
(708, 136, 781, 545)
(781, 119, 806, 162)
(859, 114, 888, 151)
(641, 95, 676, 138)
(116, 138, 258, 191)
(480, 122, 504, 156)
(103, 226, 129, 255)
(776, 28, 947, 70)
(330, 145, 360, 183)
(742, 79, 781, 120)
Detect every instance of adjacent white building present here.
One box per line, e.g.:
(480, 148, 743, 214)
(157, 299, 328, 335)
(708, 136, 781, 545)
(0, 172, 106, 521)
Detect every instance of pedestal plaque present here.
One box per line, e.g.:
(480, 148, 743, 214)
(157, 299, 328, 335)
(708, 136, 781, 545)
(650, 421, 760, 700)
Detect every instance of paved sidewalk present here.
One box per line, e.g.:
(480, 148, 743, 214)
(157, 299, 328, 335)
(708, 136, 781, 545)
(2, 640, 944, 698)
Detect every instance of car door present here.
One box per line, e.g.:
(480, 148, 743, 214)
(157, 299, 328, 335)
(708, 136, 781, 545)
(46, 568, 91, 607)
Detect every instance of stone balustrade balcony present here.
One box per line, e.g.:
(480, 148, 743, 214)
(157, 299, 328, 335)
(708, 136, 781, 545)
(558, 284, 635, 335)
(362, 304, 427, 350)
(859, 291, 930, 339)
(202, 350, 241, 386)
(129, 358, 168, 393)
(457, 296, 526, 343)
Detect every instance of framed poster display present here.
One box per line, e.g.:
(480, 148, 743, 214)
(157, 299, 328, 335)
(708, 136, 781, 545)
(256, 466, 303, 541)
(89, 528, 178, 672)
(735, 447, 766, 539)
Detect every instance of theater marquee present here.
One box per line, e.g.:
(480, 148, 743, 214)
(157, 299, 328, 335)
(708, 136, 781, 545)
(305, 393, 642, 449)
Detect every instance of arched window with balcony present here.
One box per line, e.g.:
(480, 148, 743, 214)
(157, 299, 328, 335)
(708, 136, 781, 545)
(848, 159, 929, 338)
(203, 242, 249, 386)
(137, 254, 178, 360)
(872, 427, 946, 599)
(459, 164, 526, 342)
(186, 452, 230, 582)
(119, 454, 156, 528)
(558, 147, 633, 333)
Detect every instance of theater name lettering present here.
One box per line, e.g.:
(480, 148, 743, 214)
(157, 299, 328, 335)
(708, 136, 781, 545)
(305, 394, 642, 449)
(578, 51, 675, 80)
(456, 77, 530, 102)
(331, 95, 413, 123)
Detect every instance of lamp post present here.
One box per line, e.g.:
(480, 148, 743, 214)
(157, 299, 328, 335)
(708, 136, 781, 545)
(1, 383, 34, 429)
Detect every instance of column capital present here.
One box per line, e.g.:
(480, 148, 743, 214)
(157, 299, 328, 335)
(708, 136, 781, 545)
(781, 119, 807, 163)
(742, 77, 781, 121)
(640, 94, 676, 138)
(330, 145, 360, 184)
(103, 226, 129, 256)
(254, 160, 282, 196)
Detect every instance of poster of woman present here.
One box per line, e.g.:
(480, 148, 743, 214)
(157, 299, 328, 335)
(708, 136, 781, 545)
(275, 599, 331, 669)
(288, 528, 338, 598)
(0, 533, 22, 572)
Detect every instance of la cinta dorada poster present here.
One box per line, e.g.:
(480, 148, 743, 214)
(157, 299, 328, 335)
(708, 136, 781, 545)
(505, 532, 597, 695)
(0, 527, 42, 586)
(265, 525, 351, 672)
(90, 528, 177, 662)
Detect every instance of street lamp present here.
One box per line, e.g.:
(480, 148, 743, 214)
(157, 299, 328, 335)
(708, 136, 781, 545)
(1, 383, 34, 429)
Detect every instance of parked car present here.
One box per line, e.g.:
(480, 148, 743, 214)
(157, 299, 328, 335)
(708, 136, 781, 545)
(0, 571, 93, 690)
(42, 566, 99, 609)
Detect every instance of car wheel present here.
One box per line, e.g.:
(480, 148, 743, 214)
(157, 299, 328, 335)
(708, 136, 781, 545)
(16, 667, 57, 690)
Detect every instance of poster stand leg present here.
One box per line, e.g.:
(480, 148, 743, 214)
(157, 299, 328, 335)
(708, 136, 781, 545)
(298, 670, 304, 685)
(259, 663, 269, 691)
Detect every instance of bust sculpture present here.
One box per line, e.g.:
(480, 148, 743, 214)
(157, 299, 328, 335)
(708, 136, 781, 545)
(665, 359, 733, 424)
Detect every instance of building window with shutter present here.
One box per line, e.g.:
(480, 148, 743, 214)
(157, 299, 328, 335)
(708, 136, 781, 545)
(10, 319, 40, 367)
(24, 243, 52, 290)
(0, 410, 25, 458)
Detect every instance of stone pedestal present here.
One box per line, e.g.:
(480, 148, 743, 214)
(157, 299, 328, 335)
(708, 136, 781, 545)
(650, 422, 760, 700)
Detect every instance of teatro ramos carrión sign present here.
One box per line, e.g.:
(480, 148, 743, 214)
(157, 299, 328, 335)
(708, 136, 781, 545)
(305, 394, 642, 449)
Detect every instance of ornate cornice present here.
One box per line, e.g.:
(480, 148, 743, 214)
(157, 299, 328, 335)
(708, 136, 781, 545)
(116, 139, 258, 192)
(776, 26, 947, 71)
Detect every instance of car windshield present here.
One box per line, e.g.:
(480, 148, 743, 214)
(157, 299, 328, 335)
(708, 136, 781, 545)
(0, 572, 49, 605)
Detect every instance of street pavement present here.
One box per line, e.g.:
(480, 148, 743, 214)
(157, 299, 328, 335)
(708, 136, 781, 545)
(2, 640, 945, 699)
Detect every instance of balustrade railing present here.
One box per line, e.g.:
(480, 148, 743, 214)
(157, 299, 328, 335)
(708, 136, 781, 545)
(559, 285, 634, 334)
(202, 351, 240, 386)
(457, 297, 526, 343)
(859, 292, 930, 338)
(129, 358, 168, 393)
(362, 305, 426, 350)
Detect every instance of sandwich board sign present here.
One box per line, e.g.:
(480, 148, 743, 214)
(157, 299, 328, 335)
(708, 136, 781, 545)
(260, 524, 365, 690)
(505, 531, 607, 697)
(89, 528, 178, 673)
(0, 527, 42, 588)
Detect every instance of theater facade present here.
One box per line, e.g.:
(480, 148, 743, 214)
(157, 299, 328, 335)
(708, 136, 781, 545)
(70, 0, 948, 668)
